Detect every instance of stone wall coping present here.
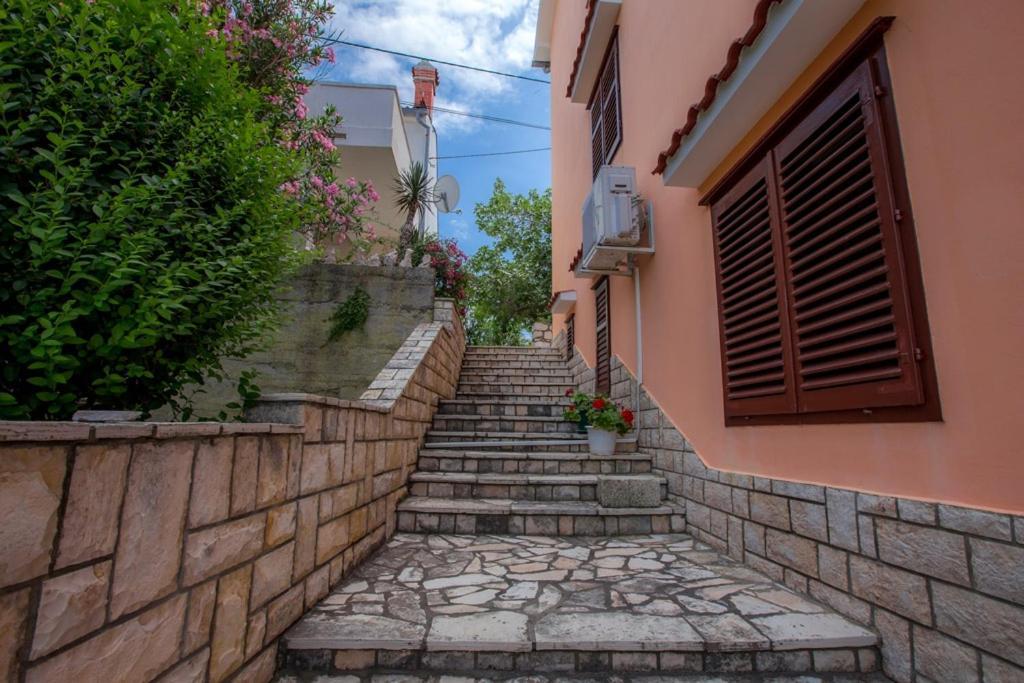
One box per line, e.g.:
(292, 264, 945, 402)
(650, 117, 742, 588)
(256, 393, 391, 414)
(0, 419, 301, 442)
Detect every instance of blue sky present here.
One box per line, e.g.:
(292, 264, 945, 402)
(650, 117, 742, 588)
(320, 0, 551, 256)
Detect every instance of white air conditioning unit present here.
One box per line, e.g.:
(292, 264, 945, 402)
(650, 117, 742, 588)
(578, 165, 655, 275)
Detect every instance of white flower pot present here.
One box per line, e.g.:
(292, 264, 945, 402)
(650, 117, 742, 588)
(586, 426, 617, 456)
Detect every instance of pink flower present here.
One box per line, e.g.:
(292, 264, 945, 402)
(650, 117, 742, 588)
(325, 47, 336, 64)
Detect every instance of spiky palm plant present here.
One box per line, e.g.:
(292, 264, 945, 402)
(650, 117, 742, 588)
(393, 161, 435, 255)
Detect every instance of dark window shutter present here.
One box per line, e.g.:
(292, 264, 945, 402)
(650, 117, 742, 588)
(589, 35, 621, 179)
(594, 278, 611, 395)
(773, 61, 923, 412)
(590, 103, 604, 179)
(711, 157, 798, 417)
(565, 314, 575, 362)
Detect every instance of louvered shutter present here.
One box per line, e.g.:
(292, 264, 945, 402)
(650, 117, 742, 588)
(773, 61, 923, 412)
(711, 156, 798, 417)
(589, 35, 622, 179)
(590, 103, 604, 179)
(565, 314, 575, 362)
(601, 40, 621, 165)
(594, 278, 611, 395)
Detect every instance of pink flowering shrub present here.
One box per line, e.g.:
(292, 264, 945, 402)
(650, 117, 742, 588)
(203, 0, 379, 249)
(413, 237, 470, 316)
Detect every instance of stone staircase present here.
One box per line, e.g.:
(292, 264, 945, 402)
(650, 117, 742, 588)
(396, 345, 685, 537)
(277, 346, 885, 681)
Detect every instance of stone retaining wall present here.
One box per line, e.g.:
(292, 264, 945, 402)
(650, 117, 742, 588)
(634, 382, 1024, 683)
(557, 348, 1024, 681)
(191, 262, 437, 416)
(530, 321, 553, 347)
(0, 301, 464, 683)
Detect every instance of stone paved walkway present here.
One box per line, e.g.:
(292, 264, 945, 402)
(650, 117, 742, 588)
(284, 533, 875, 657)
(278, 674, 889, 682)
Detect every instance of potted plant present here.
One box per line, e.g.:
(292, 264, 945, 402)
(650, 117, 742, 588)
(563, 389, 591, 434)
(564, 392, 634, 455)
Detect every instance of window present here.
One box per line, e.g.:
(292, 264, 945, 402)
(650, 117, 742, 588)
(589, 34, 621, 179)
(594, 277, 611, 395)
(565, 314, 575, 362)
(707, 37, 939, 425)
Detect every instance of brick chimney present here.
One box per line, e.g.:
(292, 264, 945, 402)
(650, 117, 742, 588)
(412, 59, 439, 114)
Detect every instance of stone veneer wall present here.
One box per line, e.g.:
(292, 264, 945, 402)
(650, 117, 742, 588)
(0, 300, 464, 683)
(557, 343, 1024, 681)
(634, 381, 1024, 683)
(557, 330, 596, 395)
(530, 321, 553, 347)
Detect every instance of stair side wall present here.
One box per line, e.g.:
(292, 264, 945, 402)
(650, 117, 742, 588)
(558, 342, 1024, 682)
(0, 300, 465, 683)
(634, 379, 1024, 683)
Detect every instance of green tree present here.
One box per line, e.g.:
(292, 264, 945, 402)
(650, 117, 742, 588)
(467, 180, 552, 346)
(0, 0, 301, 419)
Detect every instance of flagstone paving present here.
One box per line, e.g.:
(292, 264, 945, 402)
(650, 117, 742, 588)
(278, 674, 891, 682)
(282, 533, 879, 679)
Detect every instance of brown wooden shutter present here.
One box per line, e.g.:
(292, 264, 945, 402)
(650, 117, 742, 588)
(590, 103, 604, 179)
(565, 314, 575, 362)
(589, 34, 621, 179)
(710, 156, 798, 417)
(594, 278, 611, 395)
(601, 40, 621, 164)
(773, 60, 923, 412)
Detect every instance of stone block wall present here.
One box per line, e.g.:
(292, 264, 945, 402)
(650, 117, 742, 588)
(554, 348, 1024, 681)
(0, 301, 465, 683)
(635, 385, 1024, 683)
(191, 262, 437, 416)
(530, 321, 553, 347)
(556, 330, 595, 395)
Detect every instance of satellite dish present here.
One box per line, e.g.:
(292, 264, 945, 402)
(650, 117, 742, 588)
(434, 175, 460, 214)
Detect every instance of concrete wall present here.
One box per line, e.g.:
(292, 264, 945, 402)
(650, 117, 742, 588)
(0, 302, 465, 683)
(192, 263, 436, 417)
(547, 0, 1024, 511)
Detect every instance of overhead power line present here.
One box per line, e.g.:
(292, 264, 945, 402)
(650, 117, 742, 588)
(400, 102, 550, 131)
(433, 147, 551, 160)
(325, 38, 551, 84)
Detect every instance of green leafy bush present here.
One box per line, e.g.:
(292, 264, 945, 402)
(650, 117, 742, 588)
(0, 0, 301, 419)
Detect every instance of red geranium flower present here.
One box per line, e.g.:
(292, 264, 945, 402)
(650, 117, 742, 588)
(592, 398, 606, 410)
(622, 409, 634, 424)
(565, 388, 573, 397)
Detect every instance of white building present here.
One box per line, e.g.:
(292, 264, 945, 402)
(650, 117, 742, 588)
(305, 60, 441, 249)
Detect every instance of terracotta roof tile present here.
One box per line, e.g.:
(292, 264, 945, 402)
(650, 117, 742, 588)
(652, 0, 784, 175)
(565, 0, 598, 99)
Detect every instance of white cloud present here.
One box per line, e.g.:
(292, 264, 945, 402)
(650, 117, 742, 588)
(326, 0, 540, 134)
(445, 215, 472, 240)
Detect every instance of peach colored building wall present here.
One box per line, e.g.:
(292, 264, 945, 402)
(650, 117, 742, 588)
(549, 0, 1024, 512)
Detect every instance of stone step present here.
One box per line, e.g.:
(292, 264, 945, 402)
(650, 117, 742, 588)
(278, 673, 889, 682)
(409, 472, 666, 505)
(396, 497, 684, 535)
(430, 414, 580, 435)
(438, 399, 568, 417)
(281, 533, 880, 681)
(460, 361, 571, 371)
(417, 450, 653, 475)
(456, 383, 571, 397)
(465, 345, 563, 353)
(464, 350, 564, 359)
(458, 372, 575, 384)
(452, 395, 573, 406)
(423, 433, 638, 454)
